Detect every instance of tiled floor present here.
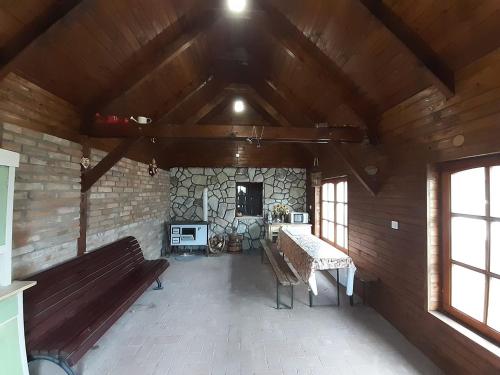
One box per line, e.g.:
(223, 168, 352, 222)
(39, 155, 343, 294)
(30, 252, 442, 375)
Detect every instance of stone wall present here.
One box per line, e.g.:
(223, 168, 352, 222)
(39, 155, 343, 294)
(170, 167, 306, 250)
(1, 123, 82, 278)
(86, 149, 170, 259)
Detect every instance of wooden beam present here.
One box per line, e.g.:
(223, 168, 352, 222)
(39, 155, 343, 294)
(0, 0, 83, 80)
(160, 77, 228, 124)
(330, 143, 378, 196)
(254, 0, 380, 143)
(81, 138, 142, 192)
(359, 0, 454, 98)
(157, 75, 217, 123)
(225, 84, 292, 127)
(216, 60, 315, 127)
(83, 7, 219, 117)
(87, 124, 364, 143)
(184, 86, 230, 125)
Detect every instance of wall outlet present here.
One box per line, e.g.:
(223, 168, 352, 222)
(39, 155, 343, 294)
(391, 220, 399, 230)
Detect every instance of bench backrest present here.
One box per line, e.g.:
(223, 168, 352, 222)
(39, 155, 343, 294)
(23, 236, 145, 345)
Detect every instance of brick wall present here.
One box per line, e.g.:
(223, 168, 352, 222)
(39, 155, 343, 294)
(1, 123, 82, 278)
(0, 125, 169, 277)
(86, 149, 170, 260)
(0, 74, 170, 278)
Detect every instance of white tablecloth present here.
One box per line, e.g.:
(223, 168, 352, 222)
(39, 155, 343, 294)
(278, 228, 356, 296)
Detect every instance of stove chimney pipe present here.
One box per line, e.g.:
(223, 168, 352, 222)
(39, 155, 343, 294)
(203, 187, 208, 222)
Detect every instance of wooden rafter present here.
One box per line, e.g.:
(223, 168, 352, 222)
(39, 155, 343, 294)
(81, 137, 142, 192)
(87, 124, 364, 143)
(0, 0, 83, 80)
(330, 143, 378, 196)
(254, 0, 380, 143)
(359, 0, 454, 98)
(83, 7, 220, 119)
(162, 77, 228, 124)
(224, 84, 288, 126)
(183, 86, 230, 125)
(157, 75, 218, 123)
(222, 59, 316, 127)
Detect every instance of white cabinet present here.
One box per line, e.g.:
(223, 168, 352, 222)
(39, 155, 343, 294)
(266, 223, 312, 242)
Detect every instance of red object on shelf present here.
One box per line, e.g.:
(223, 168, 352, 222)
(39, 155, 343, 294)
(95, 113, 129, 125)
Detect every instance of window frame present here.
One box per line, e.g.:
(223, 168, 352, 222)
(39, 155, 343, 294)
(320, 177, 348, 253)
(235, 182, 263, 217)
(440, 154, 500, 343)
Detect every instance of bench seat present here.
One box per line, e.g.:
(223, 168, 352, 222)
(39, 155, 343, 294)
(260, 239, 299, 309)
(24, 236, 168, 374)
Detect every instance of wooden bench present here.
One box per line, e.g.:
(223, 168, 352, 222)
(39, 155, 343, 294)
(350, 268, 378, 306)
(260, 239, 299, 309)
(23, 236, 169, 375)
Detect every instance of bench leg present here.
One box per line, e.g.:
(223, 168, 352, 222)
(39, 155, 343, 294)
(291, 285, 294, 309)
(363, 281, 367, 305)
(153, 278, 164, 290)
(276, 279, 280, 309)
(336, 269, 340, 306)
(28, 355, 75, 375)
(309, 289, 313, 307)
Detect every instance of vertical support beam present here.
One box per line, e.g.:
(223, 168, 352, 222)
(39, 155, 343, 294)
(77, 136, 90, 256)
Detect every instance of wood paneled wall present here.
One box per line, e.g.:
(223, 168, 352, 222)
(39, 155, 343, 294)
(0, 73, 81, 141)
(315, 49, 500, 374)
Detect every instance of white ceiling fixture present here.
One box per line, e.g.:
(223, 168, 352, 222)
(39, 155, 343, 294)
(227, 0, 247, 13)
(233, 99, 245, 113)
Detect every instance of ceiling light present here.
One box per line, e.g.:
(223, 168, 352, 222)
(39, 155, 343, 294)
(227, 0, 247, 13)
(235, 153, 240, 158)
(233, 99, 245, 113)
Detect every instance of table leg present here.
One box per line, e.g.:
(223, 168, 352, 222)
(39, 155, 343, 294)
(336, 269, 340, 306)
(309, 289, 313, 307)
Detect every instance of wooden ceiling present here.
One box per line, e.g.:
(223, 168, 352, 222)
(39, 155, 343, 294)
(1, 0, 499, 167)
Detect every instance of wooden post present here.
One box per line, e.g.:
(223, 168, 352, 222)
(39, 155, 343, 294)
(77, 137, 90, 256)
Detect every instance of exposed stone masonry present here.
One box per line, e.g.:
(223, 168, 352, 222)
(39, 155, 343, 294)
(170, 167, 306, 250)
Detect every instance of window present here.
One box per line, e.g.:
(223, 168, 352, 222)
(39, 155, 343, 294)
(321, 178, 348, 251)
(236, 182, 263, 216)
(441, 155, 500, 342)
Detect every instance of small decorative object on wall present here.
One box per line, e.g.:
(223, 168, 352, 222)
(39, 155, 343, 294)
(272, 203, 290, 223)
(245, 126, 264, 148)
(364, 165, 378, 176)
(452, 134, 465, 147)
(130, 116, 152, 125)
(80, 157, 90, 170)
(311, 171, 322, 187)
(148, 158, 158, 177)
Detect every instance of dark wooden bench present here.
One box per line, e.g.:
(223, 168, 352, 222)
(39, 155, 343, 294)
(23, 236, 169, 375)
(260, 239, 299, 309)
(350, 268, 378, 306)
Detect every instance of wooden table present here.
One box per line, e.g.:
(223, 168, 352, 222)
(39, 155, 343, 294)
(278, 228, 356, 305)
